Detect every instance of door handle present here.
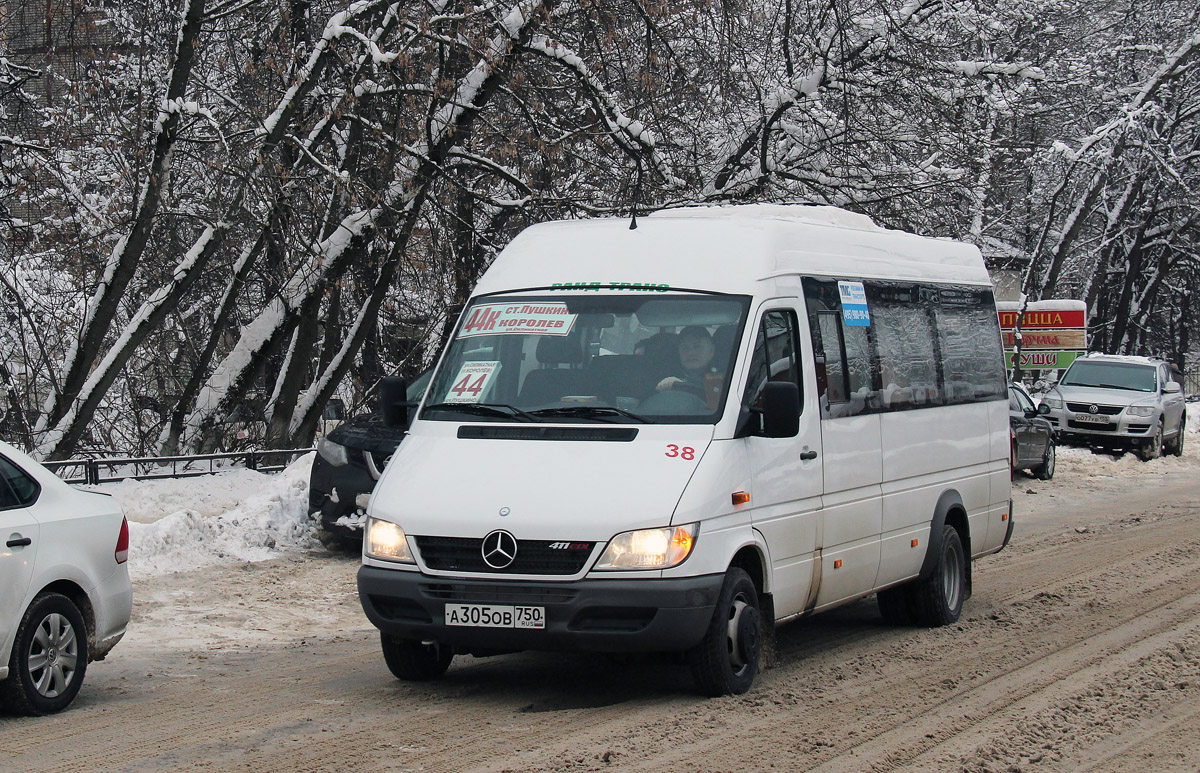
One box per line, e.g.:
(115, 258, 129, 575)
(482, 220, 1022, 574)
(800, 450, 818, 460)
(6, 536, 32, 548)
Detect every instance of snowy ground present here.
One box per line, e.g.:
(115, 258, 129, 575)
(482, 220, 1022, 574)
(99, 412, 1200, 584)
(2, 411, 1197, 771)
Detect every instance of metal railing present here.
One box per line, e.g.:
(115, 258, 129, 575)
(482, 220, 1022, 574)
(42, 448, 313, 485)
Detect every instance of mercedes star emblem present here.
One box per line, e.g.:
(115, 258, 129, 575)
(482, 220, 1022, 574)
(481, 529, 518, 569)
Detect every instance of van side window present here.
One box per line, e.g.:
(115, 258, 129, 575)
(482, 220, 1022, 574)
(743, 310, 802, 411)
(868, 285, 942, 410)
(934, 304, 1006, 403)
(803, 278, 877, 417)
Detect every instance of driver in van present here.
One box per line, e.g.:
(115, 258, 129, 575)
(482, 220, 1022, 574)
(656, 326, 724, 409)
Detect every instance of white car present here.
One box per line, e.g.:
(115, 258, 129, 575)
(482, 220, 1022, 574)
(0, 441, 132, 714)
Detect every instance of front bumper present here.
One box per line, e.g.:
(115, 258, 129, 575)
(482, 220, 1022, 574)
(309, 456, 377, 535)
(357, 566, 723, 654)
(1045, 408, 1158, 444)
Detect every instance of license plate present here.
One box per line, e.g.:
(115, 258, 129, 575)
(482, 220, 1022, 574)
(1073, 413, 1110, 424)
(445, 603, 545, 629)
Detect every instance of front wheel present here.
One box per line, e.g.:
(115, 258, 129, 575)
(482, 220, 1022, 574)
(688, 567, 761, 696)
(1, 593, 89, 715)
(912, 525, 966, 627)
(1140, 422, 1163, 461)
(380, 635, 453, 681)
(1034, 439, 1056, 480)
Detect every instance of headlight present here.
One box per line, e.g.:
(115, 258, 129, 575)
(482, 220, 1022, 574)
(594, 524, 697, 570)
(365, 516, 414, 563)
(317, 437, 349, 466)
(1127, 405, 1156, 417)
(1040, 394, 1063, 409)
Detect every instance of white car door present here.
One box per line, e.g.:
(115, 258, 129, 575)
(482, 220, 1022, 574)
(0, 453, 41, 651)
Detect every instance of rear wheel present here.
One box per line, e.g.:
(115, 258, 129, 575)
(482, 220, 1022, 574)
(688, 567, 761, 696)
(1034, 439, 1056, 480)
(1167, 419, 1185, 457)
(1, 593, 89, 715)
(380, 635, 453, 681)
(912, 525, 966, 627)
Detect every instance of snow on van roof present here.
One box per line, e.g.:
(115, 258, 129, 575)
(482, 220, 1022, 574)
(647, 203, 881, 232)
(471, 206, 990, 297)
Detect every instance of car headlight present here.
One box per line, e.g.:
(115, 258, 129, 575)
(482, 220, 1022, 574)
(317, 437, 349, 466)
(1040, 394, 1063, 409)
(1126, 404, 1156, 417)
(594, 525, 697, 570)
(365, 516, 415, 563)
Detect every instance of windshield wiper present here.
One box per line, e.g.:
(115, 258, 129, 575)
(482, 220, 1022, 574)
(531, 405, 654, 424)
(423, 402, 537, 421)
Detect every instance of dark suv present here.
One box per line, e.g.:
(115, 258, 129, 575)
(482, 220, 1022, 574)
(309, 372, 430, 542)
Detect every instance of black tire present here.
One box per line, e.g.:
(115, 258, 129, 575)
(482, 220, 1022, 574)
(1140, 422, 1163, 461)
(1, 593, 89, 715)
(380, 635, 453, 681)
(1034, 439, 1056, 480)
(912, 526, 966, 627)
(1168, 418, 1185, 457)
(688, 567, 761, 696)
(877, 585, 917, 625)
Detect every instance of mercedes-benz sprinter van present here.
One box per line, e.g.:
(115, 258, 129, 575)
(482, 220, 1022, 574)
(357, 204, 1013, 695)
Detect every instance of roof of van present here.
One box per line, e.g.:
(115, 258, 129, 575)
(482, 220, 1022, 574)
(472, 204, 991, 297)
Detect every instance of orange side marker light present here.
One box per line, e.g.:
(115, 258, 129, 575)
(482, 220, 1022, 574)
(911, 538, 919, 548)
(834, 559, 843, 569)
(1001, 512, 1009, 521)
(732, 491, 750, 506)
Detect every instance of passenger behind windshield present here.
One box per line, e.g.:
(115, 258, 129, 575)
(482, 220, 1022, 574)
(655, 326, 725, 410)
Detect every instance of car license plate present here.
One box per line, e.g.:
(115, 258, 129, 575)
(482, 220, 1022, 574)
(1073, 413, 1110, 425)
(445, 604, 545, 629)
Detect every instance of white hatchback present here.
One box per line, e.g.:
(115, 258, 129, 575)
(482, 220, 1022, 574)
(0, 441, 132, 714)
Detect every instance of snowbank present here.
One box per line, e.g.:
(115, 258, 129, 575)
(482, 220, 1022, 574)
(91, 452, 318, 578)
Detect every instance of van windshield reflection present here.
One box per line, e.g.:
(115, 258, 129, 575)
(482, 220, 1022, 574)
(422, 293, 750, 424)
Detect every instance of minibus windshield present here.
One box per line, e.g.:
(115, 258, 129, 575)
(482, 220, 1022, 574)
(423, 293, 751, 424)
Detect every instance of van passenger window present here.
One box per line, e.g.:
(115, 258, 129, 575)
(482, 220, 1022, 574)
(934, 306, 1006, 402)
(870, 301, 941, 410)
(743, 311, 802, 411)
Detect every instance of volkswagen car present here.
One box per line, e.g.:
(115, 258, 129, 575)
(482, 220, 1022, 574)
(1, 440, 132, 715)
(1039, 354, 1186, 460)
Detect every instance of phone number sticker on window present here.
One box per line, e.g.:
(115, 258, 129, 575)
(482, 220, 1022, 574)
(838, 280, 871, 327)
(445, 361, 500, 403)
(459, 302, 577, 337)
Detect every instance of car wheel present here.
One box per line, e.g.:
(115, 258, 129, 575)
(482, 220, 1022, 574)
(380, 635, 453, 681)
(1, 593, 89, 715)
(1140, 422, 1163, 461)
(1034, 440, 1056, 480)
(688, 567, 761, 696)
(1168, 418, 1185, 457)
(877, 585, 917, 625)
(912, 525, 966, 627)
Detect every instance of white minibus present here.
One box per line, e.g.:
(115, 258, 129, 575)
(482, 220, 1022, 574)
(357, 204, 1012, 695)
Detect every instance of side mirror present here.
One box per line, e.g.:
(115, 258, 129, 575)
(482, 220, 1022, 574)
(381, 376, 410, 428)
(762, 381, 801, 438)
(1037, 403, 1051, 415)
(1164, 381, 1181, 394)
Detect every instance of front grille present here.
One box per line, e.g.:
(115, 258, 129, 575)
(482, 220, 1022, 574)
(421, 582, 579, 605)
(1068, 419, 1117, 431)
(1066, 402, 1123, 416)
(414, 536, 595, 575)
